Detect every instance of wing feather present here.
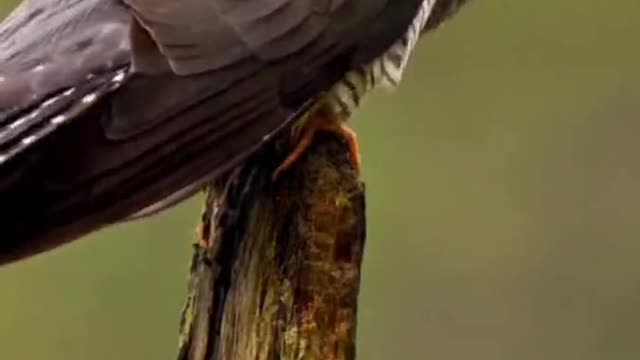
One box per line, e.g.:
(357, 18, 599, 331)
(0, 0, 430, 264)
(0, 67, 130, 165)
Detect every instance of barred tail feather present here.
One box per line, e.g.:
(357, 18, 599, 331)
(326, 0, 437, 115)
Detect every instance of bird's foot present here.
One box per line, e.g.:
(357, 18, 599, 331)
(272, 113, 361, 181)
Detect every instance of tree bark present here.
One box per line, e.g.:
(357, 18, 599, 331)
(177, 133, 366, 360)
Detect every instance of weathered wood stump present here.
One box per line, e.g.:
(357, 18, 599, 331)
(177, 133, 366, 360)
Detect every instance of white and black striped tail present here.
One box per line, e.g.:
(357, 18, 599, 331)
(325, 0, 437, 116)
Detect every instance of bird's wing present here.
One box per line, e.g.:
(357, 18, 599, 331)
(0, 0, 427, 263)
(0, 0, 131, 163)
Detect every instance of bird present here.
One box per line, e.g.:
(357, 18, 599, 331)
(0, 0, 469, 265)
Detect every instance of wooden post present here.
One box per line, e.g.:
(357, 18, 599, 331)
(177, 133, 366, 360)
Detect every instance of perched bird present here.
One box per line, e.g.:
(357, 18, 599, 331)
(0, 0, 468, 265)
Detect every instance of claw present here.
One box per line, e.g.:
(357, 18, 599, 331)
(272, 113, 361, 181)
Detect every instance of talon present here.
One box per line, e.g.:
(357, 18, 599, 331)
(335, 123, 361, 173)
(272, 126, 316, 180)
(272, 112, 361, 181)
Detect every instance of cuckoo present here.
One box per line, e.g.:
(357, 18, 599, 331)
(0, 0, 468, 264)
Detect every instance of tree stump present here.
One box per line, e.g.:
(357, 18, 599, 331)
(177, 133, 366, 360)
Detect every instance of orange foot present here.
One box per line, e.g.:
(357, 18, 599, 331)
(272, 113, 361, 181)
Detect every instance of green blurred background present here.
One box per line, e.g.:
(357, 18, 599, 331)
(2, 1, 640, 359)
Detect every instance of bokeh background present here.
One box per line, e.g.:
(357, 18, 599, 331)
(2, 1, 640, 359)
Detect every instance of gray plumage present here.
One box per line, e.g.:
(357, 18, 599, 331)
(0, 0, 469, 264)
